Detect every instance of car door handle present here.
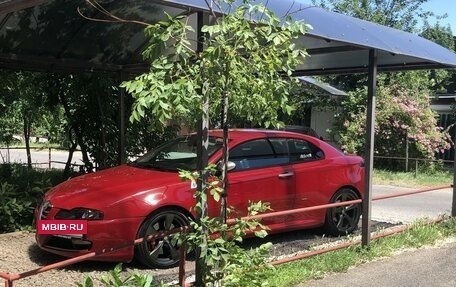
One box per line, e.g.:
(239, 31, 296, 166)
(278, 172, 294, 179)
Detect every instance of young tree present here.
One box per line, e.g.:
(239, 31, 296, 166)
(0, 72, 51, 168)
(122, 1, 308, 129)
(118, 0, 308, 284)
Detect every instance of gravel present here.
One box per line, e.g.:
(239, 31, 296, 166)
(0, 222, 395, 287)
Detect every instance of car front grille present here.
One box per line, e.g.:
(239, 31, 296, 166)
(45, 235, 92, 251)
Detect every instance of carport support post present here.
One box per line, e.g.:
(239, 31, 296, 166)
(118, 71, 126, 165)
(195, 11, 209, 287)
(362, 49, 378, 247)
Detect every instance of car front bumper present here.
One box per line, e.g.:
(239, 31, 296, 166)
(35, 216, 145, 262)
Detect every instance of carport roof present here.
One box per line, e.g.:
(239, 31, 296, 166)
(1, 0, 456, 74)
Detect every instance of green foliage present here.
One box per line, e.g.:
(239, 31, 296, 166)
(122, 0, 308, 129)
(311, 0, 439, 32)
(0, 71, 58, 168)
(43, 73, 179, 170)
(178, 166, 274, 287)
(331, 78, 451, 162)
(0, 182, 34, 232)
(46, 74, 121, 169)
(0, 76, 22, 145)
(0, 164, 65, 233)
(310, 1, 456, 163)
(373, 168, 452, 188)
(421, 23, 454, 51)
(76, 263, 168, 287)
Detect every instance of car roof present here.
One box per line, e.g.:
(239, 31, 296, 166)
(208, 128, 312, 141)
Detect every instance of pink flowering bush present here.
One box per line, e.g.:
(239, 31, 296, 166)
(333, 82, 452, 163)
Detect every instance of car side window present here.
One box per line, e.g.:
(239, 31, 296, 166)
(229, 139, 288, 170)
(288, 139, 325, 163)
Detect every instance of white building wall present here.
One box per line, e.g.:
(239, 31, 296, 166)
(310, 107, 336, 145)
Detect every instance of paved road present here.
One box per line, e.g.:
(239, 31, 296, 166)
(0, 148, 84, 169)
(372, 185, 453, 223)
(298, 239, 456, 287)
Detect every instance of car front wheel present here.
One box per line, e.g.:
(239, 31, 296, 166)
(324, 188, 361, 236)
(135, 209, 189, 268)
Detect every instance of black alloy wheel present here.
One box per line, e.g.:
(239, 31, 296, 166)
(135, 209, 189, 268)
(324, 188, 361, 236)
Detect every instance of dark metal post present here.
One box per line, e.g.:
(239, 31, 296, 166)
(118, 72, 126, 165)
(220, 88, 229, 221)
(48, 147, 51, 169)
(362, 49, 377, 247)
(452, 122, 456, 217)
(405, 136, 409, 172)
(195, 11, 209, 287)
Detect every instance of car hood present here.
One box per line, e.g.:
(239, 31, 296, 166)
(44, 165, 180, 210)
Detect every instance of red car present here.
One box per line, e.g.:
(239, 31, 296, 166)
(35, 129, 364, 268)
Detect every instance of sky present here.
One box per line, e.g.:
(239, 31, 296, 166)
(421, 0, 456, 34)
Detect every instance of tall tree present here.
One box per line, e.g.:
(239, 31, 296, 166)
(308, 0, 453, 161)
(311, 0, 439, 32)
(1, 72, 49, 168)
(333, 76, 451, 161)
(118, 0, 308, 283)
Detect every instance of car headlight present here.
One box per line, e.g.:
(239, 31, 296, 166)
(55, 208, 104, 220)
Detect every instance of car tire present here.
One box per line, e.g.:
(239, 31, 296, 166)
(135, 209, 189, 268)
(324, 188, 361, 236)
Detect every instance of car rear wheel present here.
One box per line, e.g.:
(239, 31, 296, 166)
(324, 188, 361, 236)
(135, 209, 189, 268)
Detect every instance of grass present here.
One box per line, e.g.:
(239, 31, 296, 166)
(373, 168, 453, 188)
(268, 217, 456, 287)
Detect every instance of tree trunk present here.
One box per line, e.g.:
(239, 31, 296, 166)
(23, 115, 32, 168)
(63, 128, 78, 177)
(74, 127, 93, 171)
(96, 92, 106, 169)
(58, 91, 93, 172)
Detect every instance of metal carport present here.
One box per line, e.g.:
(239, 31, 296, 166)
(1, 0, 456, 279)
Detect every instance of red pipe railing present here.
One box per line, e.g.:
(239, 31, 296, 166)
(371, 185, 450, 200)
(0, 185, 452, 287)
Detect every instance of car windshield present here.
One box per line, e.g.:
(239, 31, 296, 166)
(132, 135, 223, 171)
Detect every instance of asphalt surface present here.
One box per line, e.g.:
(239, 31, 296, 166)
(296, 238, 456, 287)
(372, 185, 452, 224)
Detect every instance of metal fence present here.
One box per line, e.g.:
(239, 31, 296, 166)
(374, 155, 454, 175)
(0, 147, 85, 170)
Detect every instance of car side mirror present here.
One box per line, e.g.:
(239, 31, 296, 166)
(216, 161, 236, 176)
(227, 161, 236, 171)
